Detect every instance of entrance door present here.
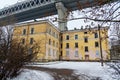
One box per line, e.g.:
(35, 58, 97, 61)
(85, 55, 89, 60)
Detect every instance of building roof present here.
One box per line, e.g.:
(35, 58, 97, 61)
(14, 20, 60, 32)
(61, 27, 109, 33)
(14, 20, 109, 33)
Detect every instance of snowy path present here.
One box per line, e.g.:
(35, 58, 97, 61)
(10, 69, 54, 80)
(31, 61, 119, 80)
(9, 61, 120, 80)
(25, 66, 80, 80)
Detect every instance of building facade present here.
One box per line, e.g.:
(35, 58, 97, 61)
(60, 28, 109, 60)
(110, 40, 120, 60)
(13, 20, 60, 61)
(13, 20, 110, 61)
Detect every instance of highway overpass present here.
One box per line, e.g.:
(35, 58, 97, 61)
(0, 0, 118, 30)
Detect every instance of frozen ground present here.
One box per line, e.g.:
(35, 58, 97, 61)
(8, 61, 120, 80)
(32, 61, 120, 80)
(9, 69, 54, 80)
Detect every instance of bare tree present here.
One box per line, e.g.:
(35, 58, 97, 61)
(67, 0, 120, 24)
(62, 0, 120, 73)
(78, 0, 120, 78)
(0, 26, 40, 80)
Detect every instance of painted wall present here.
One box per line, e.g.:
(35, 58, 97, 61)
(61, 28, 109, 60)
(13, 21, 60, 61)
(13, 20, 110, 61)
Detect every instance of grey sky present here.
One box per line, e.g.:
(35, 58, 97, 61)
(0, 0, 20, 9)
(0, 0, 94, 30)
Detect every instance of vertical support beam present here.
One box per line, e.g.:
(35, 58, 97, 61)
(98, 24, 104, 66)
(56, 2, 68, 31)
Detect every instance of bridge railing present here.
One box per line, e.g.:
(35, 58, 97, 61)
(0, 0, 53, 18)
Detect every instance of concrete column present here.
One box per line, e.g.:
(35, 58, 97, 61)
(56, 2, 68, 31)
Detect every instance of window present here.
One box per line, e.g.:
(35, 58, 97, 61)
(49, 28, 51, 34)
(61, 36, 63, 41)
(75, 51, 79, 57)
(94, 32, 98, 38)
(53, 49, 55, 56)
(28, 48, 33, 54)
(52, 31, 55, 36)
(60, 51, 63, 56)
(95, 42, 99, 47)
(22, 38, 25, 44)
(75, 42, 78, 48)
(30, 38, 33, 44)
(49, 39, 51, 45)
(56, 33, 58, 38)
(53, 32, 55, 37)
(61, 44, 62, 48)
(23, 29, 26, 35)
(49, 48, 52, 56)
(54, 50, 56, 57)
(57, 50, 58, 55)
(66, 35, 69, 40)
(84, 37, 88, 43)
(66, 43, 69, 48)
(66, 51, 69, 57)
(96, 50, 99, 57)
(56, 42, 58, 47)
(85, 46, 88, 52)
(51, 49, 53, 56)
(53, 41, 55, 46)
(75, 34, 78, 40)
(31, 28, 34, 34)
(84, 32, 87, 34)
(48, 48, 51, 56)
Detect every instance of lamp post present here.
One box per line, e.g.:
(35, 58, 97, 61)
(98, 24, 104, 66)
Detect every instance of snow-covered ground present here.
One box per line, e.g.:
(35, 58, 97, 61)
(8, 61, 120, 80)
(9, 69, 54, 80)
(32, 61, 120, 80)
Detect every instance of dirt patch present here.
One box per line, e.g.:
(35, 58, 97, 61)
(24, 66, 102, 80)
(24, 66, 80, 80)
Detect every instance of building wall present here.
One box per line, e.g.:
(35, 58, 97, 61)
(45, 23, 60, 60)
(110, 44, 120, 60)
(61, 28, 109, 60)
(13, 20, 110, 61)
(13, 21, 60, 61)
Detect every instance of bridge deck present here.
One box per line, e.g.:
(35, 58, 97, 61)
(0, 0, 117, 26)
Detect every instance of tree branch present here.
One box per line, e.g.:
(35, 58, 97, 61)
(68, 17, 120, 22)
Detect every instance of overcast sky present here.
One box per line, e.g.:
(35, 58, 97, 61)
(0, 0, 21, 9)
(0, 0, 95, 30)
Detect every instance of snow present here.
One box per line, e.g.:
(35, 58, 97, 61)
(7, 61, 119, 80)
(30, 61, 61, 65)
(32, 61, 119, 80)
(9, 69, 54, 80)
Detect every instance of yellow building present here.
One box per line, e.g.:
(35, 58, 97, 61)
(13, 20, 110, 61)
(60, 27, 109, 60)
(13, 20, 60, 61)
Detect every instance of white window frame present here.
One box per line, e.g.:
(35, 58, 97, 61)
(30, 27, 34, 34)
(75, 34, 78, 40)
(66, 51, 69, 57)
(75, 50, 79, 57)
(66, 35, 69, 40)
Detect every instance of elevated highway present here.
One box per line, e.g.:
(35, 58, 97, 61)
(0, 0, 118, 30)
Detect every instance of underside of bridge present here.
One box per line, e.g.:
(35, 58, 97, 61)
(0, 0, 118, 30)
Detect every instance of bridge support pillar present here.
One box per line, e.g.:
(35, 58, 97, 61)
(56, 2, 68, 31)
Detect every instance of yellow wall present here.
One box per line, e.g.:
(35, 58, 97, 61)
(13, 21, 60, 61)
(61, 28, 109, 60)
(13, 20, 109, 61)
(45, 23, 60, 60)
